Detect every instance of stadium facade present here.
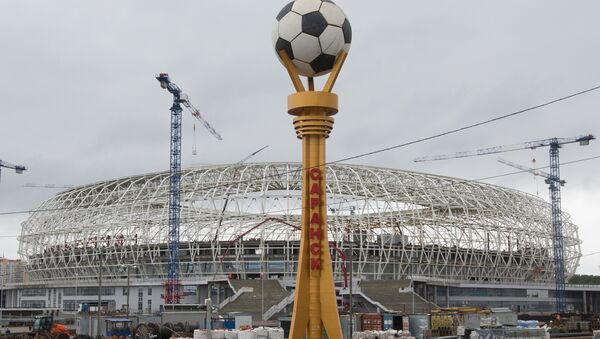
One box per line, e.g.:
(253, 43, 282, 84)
(5, 163, 600, 317)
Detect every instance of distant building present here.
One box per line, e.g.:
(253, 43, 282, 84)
(0, 257, 25, 285)
(0, 257, 25, 309)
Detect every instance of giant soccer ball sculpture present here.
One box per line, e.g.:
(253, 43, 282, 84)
(273, 0, 352, 77)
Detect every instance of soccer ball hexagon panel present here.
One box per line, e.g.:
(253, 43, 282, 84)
(273, 0, 352, 77)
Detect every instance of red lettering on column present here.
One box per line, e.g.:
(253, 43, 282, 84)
(310, 243, 321, 255)
(310, 183, 321, 195)
(309, 228, 322, 240)
(310, 197, 320, 209)
(308, 166, 323, 270)
(309, 168, 321, 180)
(310, 212, 322, 225)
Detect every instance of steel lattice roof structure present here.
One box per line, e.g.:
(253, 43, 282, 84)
(19, 162, 581, 284)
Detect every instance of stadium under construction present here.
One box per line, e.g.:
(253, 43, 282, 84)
(3, 162, 600, 321)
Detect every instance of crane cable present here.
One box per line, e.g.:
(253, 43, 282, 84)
(1, 83, 600, 217)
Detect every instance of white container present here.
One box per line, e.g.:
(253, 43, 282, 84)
(211, 329, 226, 339)
(225, 330, 239, 339)
(267, 327, 284, 339)
(253, 327, 268, 339)
(193, 329, 208, 339)
(238, 330, 257, 339)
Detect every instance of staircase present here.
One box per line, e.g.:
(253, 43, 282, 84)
(219, 286, 254, 309)
(220, 279, 291, 322)
(356, 280, 438, 314)
(263, 292, 295, 320)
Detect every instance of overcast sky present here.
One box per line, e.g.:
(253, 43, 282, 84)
(0, 1, 599, 275)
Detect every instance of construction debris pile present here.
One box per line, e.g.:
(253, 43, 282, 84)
(467, 316, 550, 339)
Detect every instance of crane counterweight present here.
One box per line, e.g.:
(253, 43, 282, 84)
(0, 159, 27, 183)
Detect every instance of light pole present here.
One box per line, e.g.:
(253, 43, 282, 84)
(261, 221, 265, 323)
(0, 268, 4, 326)
(348, 206, 355, 337)
(411, 264, 415, 314)
(75, 273, 79, 313)
(121, 264, 136, 316)
(97, 247, 102, 338)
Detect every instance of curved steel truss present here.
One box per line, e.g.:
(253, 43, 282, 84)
(19, 163, 581, 284)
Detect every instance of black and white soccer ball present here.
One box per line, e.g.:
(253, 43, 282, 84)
(272, 0, 352, 77)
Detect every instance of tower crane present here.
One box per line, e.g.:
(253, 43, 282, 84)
(156, 73, 222, 305)
(0, 160, 27, 183)
(415, 134, 595, 313)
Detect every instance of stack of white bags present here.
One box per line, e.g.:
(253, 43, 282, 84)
(191, 327, 284, 339)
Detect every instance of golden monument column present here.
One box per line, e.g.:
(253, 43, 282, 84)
(272, 1, 352, 338)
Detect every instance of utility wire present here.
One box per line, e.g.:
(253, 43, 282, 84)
(2, 84, 600, 217)
(1, 153, 599, 220)
(332, 84, 600, 163)
(3, 157, 598, 265)
(1, 154, 600, 218)
(175, 82, 600, 192)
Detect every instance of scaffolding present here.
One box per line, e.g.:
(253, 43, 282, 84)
(18, 163, 581, 284)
